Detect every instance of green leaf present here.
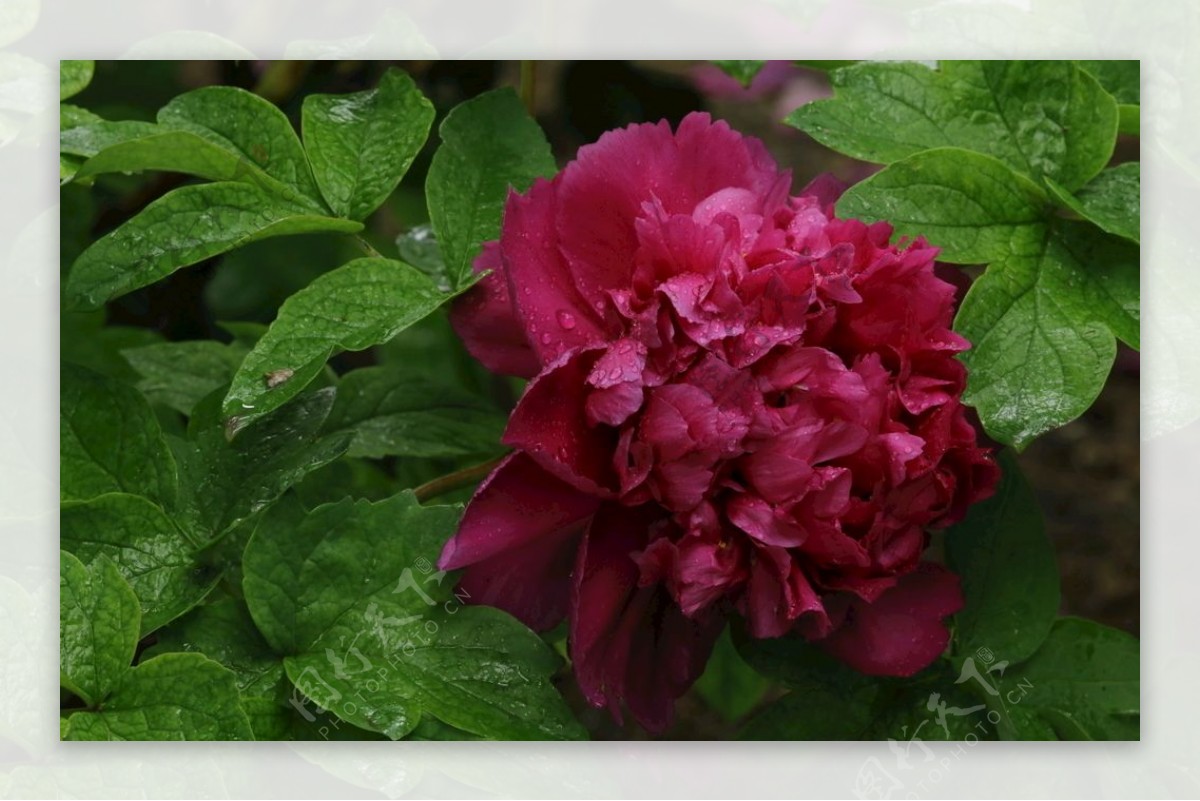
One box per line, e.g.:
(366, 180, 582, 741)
(956, 221, 1138, 448)
(60, 363, 177, 506)
(294, 458, 397, 507)
(157, 85, 326, 208)
(860, 679, 998, 742)
(793, 60, 859, 71)
(62, 312, 163, 382)
(65, 182, 362, 311)
(221, 258, 450, 422)
(60, 493, 219, 635)
(791, 60, 1117, 190)
(243, 491, 585, 740)
(694, 626, 771, 722)
(302, 67, 434, 220)
(322, 366, 506, 459)
(1047, 162, 1139, 244)
(146, 596, 290, 739)
(426, 88, 557, 289)
(946, 451, 1059, 664)
(59, 552, 140, 706)
(734, 627, 867, 690)
(838, 149, 1139, 448)
(713, 60, 765, 87)
(734, 629, 878, 739)
(1005, 618, 1139, 740)
(738, 690, 870, 740)
(122, 339, 249, 416)
(59, 60, 94, 101)
(1075, 60, 1139, 105)
(204, 233, 358, 323)
(63, 653, 254, 741)
(60, 118, 157, 158)
(172, 387, 351, 538)
(69, 129, 311, 201)
(837, 147, 1050, 265)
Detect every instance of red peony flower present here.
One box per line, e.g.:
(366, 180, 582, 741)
(440, 112, 999, 733)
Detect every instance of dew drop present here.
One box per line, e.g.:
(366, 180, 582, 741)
(556, 310, 577, 330)
(540, 332, 553, 345)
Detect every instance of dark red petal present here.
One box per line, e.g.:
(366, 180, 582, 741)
(570, 504, 657, 709)
(457, 521, 583, 632)
(501, 179, 607, 364)
(503, 349, 620, 496)
(571, 503, 722, 733)
(437, 452, 600, 571)
(448, 243, 540, 378)
(815, 563, 963, 676)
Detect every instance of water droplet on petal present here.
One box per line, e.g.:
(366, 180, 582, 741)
(540, 332, 553, 345)
(556, 310, 577, 330)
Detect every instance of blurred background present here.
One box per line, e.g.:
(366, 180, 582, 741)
(61, 60, 1140, 738)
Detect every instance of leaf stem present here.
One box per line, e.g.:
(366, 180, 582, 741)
(414, 455, 506, 503)
(520, 61, 537, 116)
(355, 235, 383, 258)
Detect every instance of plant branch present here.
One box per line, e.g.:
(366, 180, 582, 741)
(414, 455, 506, 503)
(355, 235, 383, 258)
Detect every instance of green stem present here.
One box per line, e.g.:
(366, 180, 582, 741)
(355, 235, 383, 259)
(520, 61, 537, 116)
(414, 455, 506, 503)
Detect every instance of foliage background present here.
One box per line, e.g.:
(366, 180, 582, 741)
(61, 59, 1140, 649)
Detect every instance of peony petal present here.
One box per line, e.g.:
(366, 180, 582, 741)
(457, 520, 582, 631)
(448, 243, 540, 378)
(622, 596, 723, 733)
(501, 179, 608, 364)
(726, 493, 807, 547)
(815, 563, 963, 676)
(504, 349, 620, 496)
(438, 452, 600, 571)
(570, 503, 658, 709)
(557, 112, 788, 310)
(798, 172, 848, 214)
(572, 503, 722, 733)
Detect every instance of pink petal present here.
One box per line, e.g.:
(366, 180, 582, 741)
(557, 112, 788, 311)
(726, 493, 807, 547)
(448, 243, 540, 378)
(797, 172, 848, 214)
(815, 563, 963, 676)
(500, 179, 607, 364)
